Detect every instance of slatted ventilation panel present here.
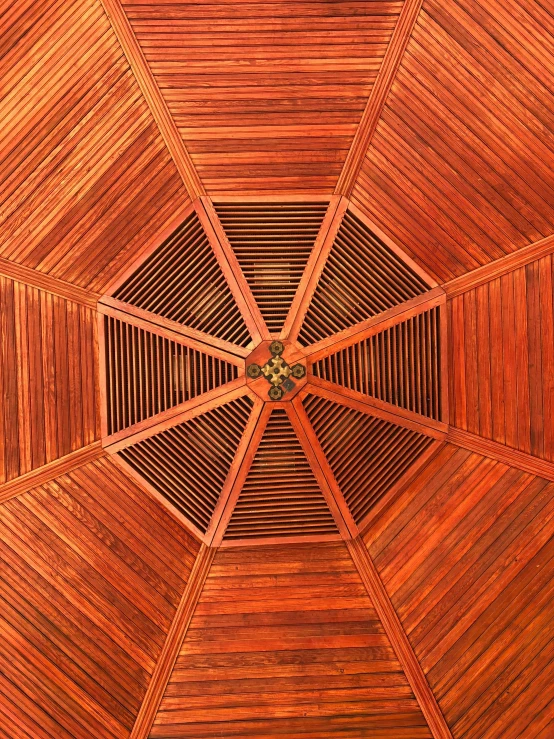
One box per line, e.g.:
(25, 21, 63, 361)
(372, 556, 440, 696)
(104, 316, 238, 435)
(298, 209, 430, 345)
(113, 211, 251, 347)
(224, 408, 337, 540)
(311, 307, 442, 421)
(214, 202, 328, 334)
(119, 396, 253, 534)
(304, 395, 435, 527)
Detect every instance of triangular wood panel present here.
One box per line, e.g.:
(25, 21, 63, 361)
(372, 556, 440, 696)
(152, 542, 434, 738)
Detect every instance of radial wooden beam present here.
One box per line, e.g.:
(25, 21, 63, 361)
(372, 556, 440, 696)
(0, 442, 103, 505)
(347, 536, 453, 739)
(281, 195, 348, 341)
(334, 0, 424, 196)
(448, 428, 554, 483)
(129, 543, 215, 739)
(290, 398, 358, 538)
(304, 287, 445, 362)
(196, 197, 269, 343)
(443, 232, 554, 298)
(97, 298, 248, 362)
(210, 402, 271, 546)
(103, 379, 247, 452)
(305, 377, 447, 440)
(98, 0, 205, 198)
(0, 257, 99, 307)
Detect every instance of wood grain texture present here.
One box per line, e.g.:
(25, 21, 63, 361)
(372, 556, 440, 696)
(363, 443, 554, 738)
(0, 455, 200, 739)
(151, 542, 433, 738)
(0, 277, 98, 484)
(120, 0, 405, 195)
(448, 257, 554, 461)
(0, 0, 190, 292)
(350, 0, 554, 282)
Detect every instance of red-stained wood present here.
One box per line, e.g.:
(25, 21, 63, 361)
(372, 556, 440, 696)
(304, 287, 445, 362)
(363, 443, 554, 739)
(0, 455, 200, 738)
(335, 0, 424, 196)
(290, 397, 358, 539)
(99, 0, 204, 198)
(196, 197, 268, 342)
(305, 378, 447, 440)
(347, 537, 452, 739)
(103, 378, 247, 452)
(0, 258, 99, 308)
(283, 195, 347, 341)
(129, 543, 215, 739)
(98, 298, 247, 362)
(151, 541, 434, 738)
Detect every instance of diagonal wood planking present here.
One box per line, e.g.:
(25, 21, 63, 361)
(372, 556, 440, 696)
(0, 455, 201, 738)
(0, 0, 190, 293)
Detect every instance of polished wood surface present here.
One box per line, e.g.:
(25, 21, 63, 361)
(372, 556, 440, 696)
(1, 0, 553, 735)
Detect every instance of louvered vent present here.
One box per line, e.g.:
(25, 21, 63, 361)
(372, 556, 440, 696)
(214, 202, 328, 334)
(304, 395, 434, 526)
(298, 209, 430, 345)
(224, 408, 337, 540)
(119, 396, 253, 534)
(104, 316, 238, 435)
(311, 307, 442, 420)
(113, 211, 251, 347)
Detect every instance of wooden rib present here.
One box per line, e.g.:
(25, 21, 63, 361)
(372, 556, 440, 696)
(98, 298, 247, 362)
(335, 0, 424, 196)
(305, 378, 447, 439)
(0, 258, 98, 308)
(97, 311, 109, 440)
(210, 402, 271, 547)
(347, 536, 453, 739)
(448, 427, 554, 483)
(305, 287, 445, 361)
(285, 196, 349, 342)
(129, 543, 215, 739)
(443, 233, 554, 298)
(290, 398, 358, 539)
(196, 197, 268, 342)
(0, 442, 103, 505)
(103, 378, 247, 452)
(98, 0, 204, 198)
(103, 202, 195, 297)
(205, 394, 265, 544)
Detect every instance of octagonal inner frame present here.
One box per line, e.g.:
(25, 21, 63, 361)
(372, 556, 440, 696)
(246, 339, 308, 402)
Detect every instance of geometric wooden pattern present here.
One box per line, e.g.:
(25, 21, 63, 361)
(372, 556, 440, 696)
(121, 2, 405, 195)
(449, 256, 554, 460)
(152, 542, 433, 738)
(0, 455, 200, 738)
(311, 306, 442, 420)
(350, 0, 554, 284)
(363, 443, 554, 739)
(214, 201, 328, 334)
(0, 277, 98, 483)
(304, 394, 435, 528)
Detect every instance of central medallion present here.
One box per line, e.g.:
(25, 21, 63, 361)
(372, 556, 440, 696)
(245, 340, 307, 401)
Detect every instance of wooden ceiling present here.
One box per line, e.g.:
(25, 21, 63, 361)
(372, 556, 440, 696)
(1, 1, 554, 738)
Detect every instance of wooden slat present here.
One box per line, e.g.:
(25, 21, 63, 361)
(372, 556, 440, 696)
(336, 0, 423, 195)
(0, 258, 98, 308)
(348, 537, 452, 739)
(99, 0, 205, 197)
(130, 543, 215, 739)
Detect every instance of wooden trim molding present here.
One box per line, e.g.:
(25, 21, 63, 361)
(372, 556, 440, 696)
(334, 0, 423, 196)
(129, 543, 215, 739)
(98, 0, 205, 198)
(443, 233, 554, 298)
(0, 442, 104, 505)
(447, 428, 554, 482)
(0, 258, 99, 307)
(347, 537, 453, 739)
